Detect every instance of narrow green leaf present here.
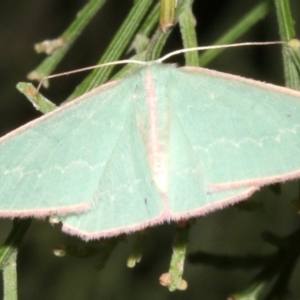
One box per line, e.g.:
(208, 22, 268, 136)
(67, 0, 156, 101)
(160, 0, 176, 32)
(27, 0, 107, 84)
(0, 220, 31, 270)
(274, 0, 300, 89)
(198, 1, 270, 66)
(16, 82, 56, 114)
(178, 0, 198, 66)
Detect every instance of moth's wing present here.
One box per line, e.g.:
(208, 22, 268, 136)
(61, 111, 165, 240)
(132, 64, 257, 219)
(61, 68, 173, 240)
(167, 66, 300, 218)
(0, 71, 163, 222)
(167, 106, 258, 219)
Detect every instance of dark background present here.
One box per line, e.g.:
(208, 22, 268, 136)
(0, 0, 300, 299)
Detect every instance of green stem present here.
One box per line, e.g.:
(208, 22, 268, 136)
(16, 82, 56, 114)
(145, 0, 189, 61)
(286, 39, 300, 73)
(127, 232, 147, 268)
(198, 1, 270, 66)
(178, 0, 198, 66)
(27, 0, 107, 84)
(3, 251, 17, 300)
(0, 220, 31, 300)
(274, 0, 300, 89)
(67, 0, 155, 101)
(160, 0, 176, 32)
(167, 223, 190, 291)
(274, 0, 296, 40)
(0, 220, 31, 269)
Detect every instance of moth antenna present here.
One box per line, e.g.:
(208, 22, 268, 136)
(36, 41, 287, 91)
(37, 59, 148, 91)
(157, 41, 285, 63)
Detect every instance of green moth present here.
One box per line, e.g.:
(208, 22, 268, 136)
(0, 63, 300, 240)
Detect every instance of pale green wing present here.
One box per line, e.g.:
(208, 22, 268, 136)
(0, 71, 163, 221)
(166, 65, 300, 217)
